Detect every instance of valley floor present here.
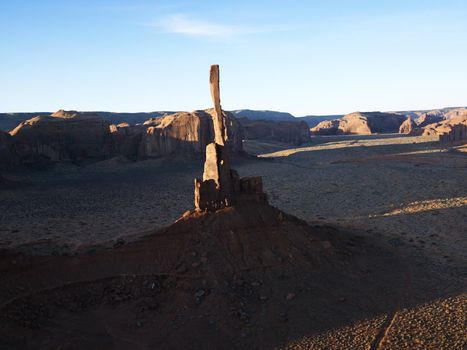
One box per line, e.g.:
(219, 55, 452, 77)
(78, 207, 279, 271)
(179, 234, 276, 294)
(1, 134, 466, 349)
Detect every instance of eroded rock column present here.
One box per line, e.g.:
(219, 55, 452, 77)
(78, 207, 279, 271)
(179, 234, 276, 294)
(209, 65, 227, 146)
(194, 65, 267, 212)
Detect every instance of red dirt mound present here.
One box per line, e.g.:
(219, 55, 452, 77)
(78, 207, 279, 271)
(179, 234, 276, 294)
(0, 202, 410, 349)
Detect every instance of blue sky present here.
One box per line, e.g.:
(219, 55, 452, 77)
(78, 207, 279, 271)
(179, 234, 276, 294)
(1, 0, 466, 115)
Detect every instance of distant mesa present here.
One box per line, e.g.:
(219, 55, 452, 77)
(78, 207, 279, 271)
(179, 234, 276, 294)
(8, 111, 115, 165)
(51, 109, 82, 118)
(238, 118, 310, 145)
(311, 112, 405, 135)
(309, 107, 467, 137)
(0, 108, 308, 170)
(298, 114, 344, 128)
(0, 107, 244, 168)
(138, 109, 243, 159)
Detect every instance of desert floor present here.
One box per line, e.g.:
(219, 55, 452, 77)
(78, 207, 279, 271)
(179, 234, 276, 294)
(1, 134, 466, 349)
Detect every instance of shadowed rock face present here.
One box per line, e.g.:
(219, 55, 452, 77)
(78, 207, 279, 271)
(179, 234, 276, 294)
(138, 109, 243, 160)
(0, 107, 244, 166)
(399, 116, 416, 134)
(312, 112, 406, 135)
(340, 112, 406, 134)
(0, 130, 16, 169)
(238, 118, 310, 145)
(139, 111, 213, 159)
(415, 113, 444, 127)
(439, 124, 467, 144)
(310, 119, 341, 135)
(50, 109, 82, 118)
(109, 123, 146, 160)
(9, 113, 115, 164)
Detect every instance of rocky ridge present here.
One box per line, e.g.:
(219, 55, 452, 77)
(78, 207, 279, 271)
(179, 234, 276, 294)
(311, 112, 406, 135)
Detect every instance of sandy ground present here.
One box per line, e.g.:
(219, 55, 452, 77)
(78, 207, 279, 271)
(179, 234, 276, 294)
(241, 134, 467, 266)
(0, 134, 466, 349)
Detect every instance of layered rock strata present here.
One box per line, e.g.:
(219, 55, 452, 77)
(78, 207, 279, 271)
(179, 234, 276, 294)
(10, 113, 115, 163)
(439, 124, 467, 144)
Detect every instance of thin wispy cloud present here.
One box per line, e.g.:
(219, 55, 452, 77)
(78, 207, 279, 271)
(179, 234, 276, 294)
(152, 14, 293, 40)
(159, 14, 238, 38)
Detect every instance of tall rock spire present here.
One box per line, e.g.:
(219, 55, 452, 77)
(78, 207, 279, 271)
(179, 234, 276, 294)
(209, 64, 227, 146)
(194, 65, 267, 212)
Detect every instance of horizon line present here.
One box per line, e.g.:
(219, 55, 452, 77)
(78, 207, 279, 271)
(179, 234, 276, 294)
(1, 105, 466, 118)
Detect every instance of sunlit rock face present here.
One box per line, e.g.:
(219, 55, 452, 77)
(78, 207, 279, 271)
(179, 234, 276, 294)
(193, 65, 267, 213)
(312, 112, 406, 135)
(4, 107, 244, 166)
(138, 109, 243, 159)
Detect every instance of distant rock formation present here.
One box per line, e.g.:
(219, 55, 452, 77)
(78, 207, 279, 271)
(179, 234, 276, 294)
(109, 123, 146, 160)
(421, 113, 467, 137)
(194, 65, 267, 212)
(238, 118, 310, 144)
(310, 119, 340, 135)
(439, 124, 467, 144)
(298, 115, 343, 128)
(341, 112, 405, 134)
(415, 113, 444, 127)
(399, 116, 416, 134)
(0, 105, 244, 166)
(0, 130, 16, 169)
(139, 109, 243, 159)
(9, 112, 115, 164)
(311, 112, 405, 135)
(402, 109, 467, 137)
(231, 109, 296, 122)
(50, 109, 82, 118)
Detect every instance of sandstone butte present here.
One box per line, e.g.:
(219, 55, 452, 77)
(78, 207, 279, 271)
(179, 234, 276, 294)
(311, 111, 405, 135)
(238, 118, 310, 145)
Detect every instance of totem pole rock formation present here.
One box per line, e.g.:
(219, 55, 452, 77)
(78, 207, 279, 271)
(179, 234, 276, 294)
(209, 65, 228, 146)
(194, 65, 267, 212)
